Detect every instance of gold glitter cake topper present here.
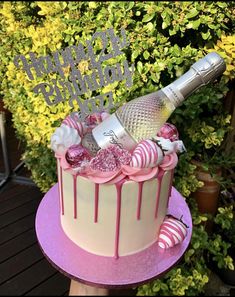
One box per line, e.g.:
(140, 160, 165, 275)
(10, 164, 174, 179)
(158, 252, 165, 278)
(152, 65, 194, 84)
(13, 27, 134, 120)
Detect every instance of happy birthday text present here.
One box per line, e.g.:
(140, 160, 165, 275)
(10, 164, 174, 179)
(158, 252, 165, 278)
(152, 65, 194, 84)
(13, 28, 134, 117)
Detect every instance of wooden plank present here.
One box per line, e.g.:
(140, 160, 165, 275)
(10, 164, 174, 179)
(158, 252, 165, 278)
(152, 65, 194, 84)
(0, 228, 37, 263)
(25, 273, 70, 296)
(0, 187, 42, 215)
(0, 182, 35, 202)
(0, 243, 44, 284)
(0, 259, 57, 295)
(0, 214, 35, 245)
(0, 199, 40, 229)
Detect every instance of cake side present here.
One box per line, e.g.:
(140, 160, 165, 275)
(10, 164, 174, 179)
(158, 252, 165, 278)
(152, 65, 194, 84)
(57, 161, 173, 257)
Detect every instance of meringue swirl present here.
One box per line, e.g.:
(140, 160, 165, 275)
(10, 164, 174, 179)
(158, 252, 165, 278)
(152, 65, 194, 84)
(51, 124, 81, 154)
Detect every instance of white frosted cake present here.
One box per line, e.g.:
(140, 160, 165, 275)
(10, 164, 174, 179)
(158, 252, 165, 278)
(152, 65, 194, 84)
(51, 112, 187, 258)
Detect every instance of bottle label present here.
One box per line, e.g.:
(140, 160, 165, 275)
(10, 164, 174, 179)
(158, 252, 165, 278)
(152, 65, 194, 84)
(162, 83, 184, 106)
(92, 113, 137, 150)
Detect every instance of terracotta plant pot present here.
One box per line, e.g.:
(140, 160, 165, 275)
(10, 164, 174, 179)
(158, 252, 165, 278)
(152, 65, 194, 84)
(191, 159, 222, 233)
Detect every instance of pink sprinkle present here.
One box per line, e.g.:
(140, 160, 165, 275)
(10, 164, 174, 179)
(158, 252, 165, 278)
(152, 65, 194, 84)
(108, 146, 132, 165)
(90, 149, 118, 172)
(90, 146, 132, 172)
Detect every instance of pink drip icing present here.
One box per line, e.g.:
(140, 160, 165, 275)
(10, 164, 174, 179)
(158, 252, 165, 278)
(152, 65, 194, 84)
(114, 180, 125, 259)
(154, 170, 165, 219)
(137, 182, 144, 220)
(73, 175, 77, 219)
(166, 169, 174, 208)
(59, 165, 64, 215)
(94, 183, 99, 223)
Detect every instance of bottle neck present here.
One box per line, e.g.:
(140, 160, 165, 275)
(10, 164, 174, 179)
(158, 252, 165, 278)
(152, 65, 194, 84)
(162, 68, 206, 107)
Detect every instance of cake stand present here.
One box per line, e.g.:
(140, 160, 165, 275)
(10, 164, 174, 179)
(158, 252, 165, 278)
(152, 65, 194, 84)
(35, 184, 192, 295)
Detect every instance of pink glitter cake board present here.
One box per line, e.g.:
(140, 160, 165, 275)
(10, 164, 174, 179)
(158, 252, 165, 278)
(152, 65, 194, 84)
(35, 184, 192, 289)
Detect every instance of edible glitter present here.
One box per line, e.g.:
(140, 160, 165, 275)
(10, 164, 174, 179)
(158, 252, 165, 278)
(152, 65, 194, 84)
(90, 146, 132, 172)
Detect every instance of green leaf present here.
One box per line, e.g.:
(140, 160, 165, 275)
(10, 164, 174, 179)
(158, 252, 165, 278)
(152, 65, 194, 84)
(143, 50, 150, 60)
(217, 2, 227, 8)
(142, 13, 155, 23)
(146, 22, 154, 32)
(162, 21, 168, 30)
(150, 73, 160, 83)
(193, 242, 200, 249)
(126, 1, 135, 11)
(137, 61, 143, 74)
(169, 28, 176, 35)
(88, 2, 97, 9)
(186, 8, 199, 19)
(153, 282, 161, 292)
(192, 19, 201, 29)
(131, 50, 140, 60)
(201, 31, 211, 40)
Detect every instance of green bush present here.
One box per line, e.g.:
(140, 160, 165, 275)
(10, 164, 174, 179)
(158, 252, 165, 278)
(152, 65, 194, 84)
(0, 1, 235, 295)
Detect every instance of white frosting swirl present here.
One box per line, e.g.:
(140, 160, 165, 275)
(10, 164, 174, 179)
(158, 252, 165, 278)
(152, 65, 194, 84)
(51, 124, 81, 154)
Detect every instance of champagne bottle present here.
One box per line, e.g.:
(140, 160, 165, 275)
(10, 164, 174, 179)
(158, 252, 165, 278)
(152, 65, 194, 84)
(88, 52, 226, 152)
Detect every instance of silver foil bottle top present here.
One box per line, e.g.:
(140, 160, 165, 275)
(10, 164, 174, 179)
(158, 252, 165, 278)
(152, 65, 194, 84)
(191, 52, 226, 85)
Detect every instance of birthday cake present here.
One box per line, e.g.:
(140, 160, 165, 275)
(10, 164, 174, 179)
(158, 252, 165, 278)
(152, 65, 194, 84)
(51, 112, 187, 258)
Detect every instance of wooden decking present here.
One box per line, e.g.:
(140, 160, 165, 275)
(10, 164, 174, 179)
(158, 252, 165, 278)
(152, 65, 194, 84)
(0, 181, 70, 296)
(0, 112, 70, 295)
